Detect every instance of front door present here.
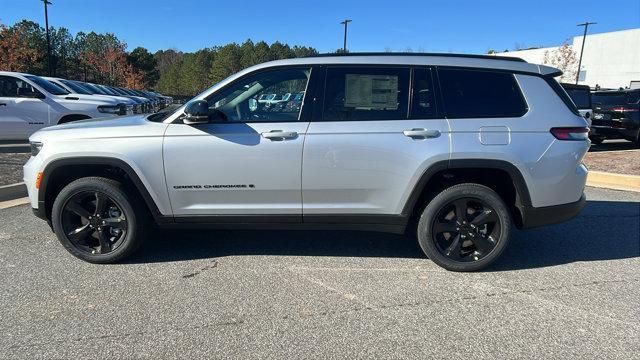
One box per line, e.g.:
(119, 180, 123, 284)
(0, 75, 49, 141)
(163, 66, 313, 219)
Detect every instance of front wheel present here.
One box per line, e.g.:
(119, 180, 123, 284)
(416, 183, 512, 272)
(51, 177, 147, 263)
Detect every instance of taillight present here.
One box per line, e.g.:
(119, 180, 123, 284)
(550, 127, 589, 141)
(612, 107, 638, 112)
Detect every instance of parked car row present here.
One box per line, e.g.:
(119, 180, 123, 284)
(561, 83, 640, 147)
(0, 71, 172, 141)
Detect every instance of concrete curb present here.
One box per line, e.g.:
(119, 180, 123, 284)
(587, 171, 640, 192)
(0, 182, 27, 202)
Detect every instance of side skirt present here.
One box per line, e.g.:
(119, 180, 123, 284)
(158, 214, 408, 234)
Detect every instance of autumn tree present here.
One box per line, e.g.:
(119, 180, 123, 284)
(543, 42, 578, 83)
(0, 22, 42, 72)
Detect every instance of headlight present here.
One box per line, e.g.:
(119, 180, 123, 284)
(30, 141, 43, 157)
(97, 105, 124, 115)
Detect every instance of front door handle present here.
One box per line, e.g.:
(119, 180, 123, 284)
(0, 103, 6, 107)
(261, 130, 298, 141)
(403, 128, 441, 139)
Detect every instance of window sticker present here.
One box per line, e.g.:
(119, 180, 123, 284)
(344, 74, 399, 110)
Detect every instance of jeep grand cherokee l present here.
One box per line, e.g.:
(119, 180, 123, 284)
(24, 53, 589, 271)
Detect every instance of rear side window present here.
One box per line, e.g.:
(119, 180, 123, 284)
(593, 91, 640, 106)
(438, 68, 528, 118)
(322, 67, 409, 121)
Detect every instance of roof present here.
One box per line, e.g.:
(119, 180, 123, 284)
(248, 53, 558, 77)
(311, 52, 526, 62)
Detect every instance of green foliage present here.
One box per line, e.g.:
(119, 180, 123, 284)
(128, 47, 159, 85)
(3, 19, 319, 96)
(155, 40, 319, 97)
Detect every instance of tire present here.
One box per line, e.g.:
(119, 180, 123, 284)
(51, 177, 148, 263)
(416, 183, 512, 272)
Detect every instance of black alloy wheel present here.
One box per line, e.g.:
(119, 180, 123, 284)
(431, 198, 500, 262)
(416, 183, 512, 272)
(61, 191, 128, 255)
(51, 177, 147, 263)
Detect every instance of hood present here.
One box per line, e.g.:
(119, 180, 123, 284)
(53, 95, 123, 107)
(30, 115, 166, 142)
(87, 94, 137, 105)
(54, 93, 121, 105)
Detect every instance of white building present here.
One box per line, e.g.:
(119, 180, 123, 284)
(494, 28, 640, 89)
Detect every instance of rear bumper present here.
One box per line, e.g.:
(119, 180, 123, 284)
(590, 125, 637, 140)
(520, 193, 586, 229)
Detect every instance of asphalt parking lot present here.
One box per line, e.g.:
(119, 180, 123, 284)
(1, 187, 638, 359)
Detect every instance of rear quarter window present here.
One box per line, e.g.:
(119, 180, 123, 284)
(438, 68, 528, 118)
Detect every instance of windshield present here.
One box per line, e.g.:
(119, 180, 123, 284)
(592, 92, 638, 106)
(98, 85, 117, 96)
(565, 88, 591, 109)
(78, 82, 104, 95)
(60, 80, 92, 95)
(26, 75, 69, 95)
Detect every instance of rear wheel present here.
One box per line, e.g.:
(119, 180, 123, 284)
(416, 183, 512, 272)
(51, 177, 147, 263)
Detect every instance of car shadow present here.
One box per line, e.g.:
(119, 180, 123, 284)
(589, 140, 637, 152)
(125, 200, 639, 271)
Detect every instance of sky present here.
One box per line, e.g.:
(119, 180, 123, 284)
(2, 0, 639, 54)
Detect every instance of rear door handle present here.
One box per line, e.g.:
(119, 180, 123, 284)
(261, 130, 298, 141)
(403, 128, 441, 139)
(0, 103, 6, 107)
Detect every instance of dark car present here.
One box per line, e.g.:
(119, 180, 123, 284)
(590, 89, 640, 146)
(561, 83, 592, 121)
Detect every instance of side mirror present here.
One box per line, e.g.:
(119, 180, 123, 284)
(17, 87, 45, 99)
(183, 100, 210, 125)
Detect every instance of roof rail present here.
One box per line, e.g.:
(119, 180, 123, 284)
(308, 52, 527, 63)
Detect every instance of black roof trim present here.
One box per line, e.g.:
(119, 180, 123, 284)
(309, 52, 527, 63)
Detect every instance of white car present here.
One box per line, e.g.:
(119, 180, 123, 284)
(0, 71, 126, 141)
(44, 77, 137, 114)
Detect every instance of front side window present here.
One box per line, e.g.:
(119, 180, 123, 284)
(205, 67, 310, 122)
(0, 76, 40, 98)
(438, 68, 528, 118)
(25, 75, 68, 95)
(322, 67, 409, 121)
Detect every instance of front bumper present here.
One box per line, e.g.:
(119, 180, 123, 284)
(520, 193, 586, 229)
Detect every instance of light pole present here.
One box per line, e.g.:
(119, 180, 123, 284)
(575, 21, 596, 84)
(41, 0, 53, 76)
(340, 19, 352, 52)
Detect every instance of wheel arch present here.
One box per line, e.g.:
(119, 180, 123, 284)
(57, 114, 92, 124)
(38, 157, 168, 224)
(402, 159, 532, 228)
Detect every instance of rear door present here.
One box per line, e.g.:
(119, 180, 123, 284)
(301, 66, 450, 218)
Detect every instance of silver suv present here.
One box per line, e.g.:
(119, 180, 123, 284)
(24, 54, 590, 271)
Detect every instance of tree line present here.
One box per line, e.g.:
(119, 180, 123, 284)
(0, 20, 318, 97)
